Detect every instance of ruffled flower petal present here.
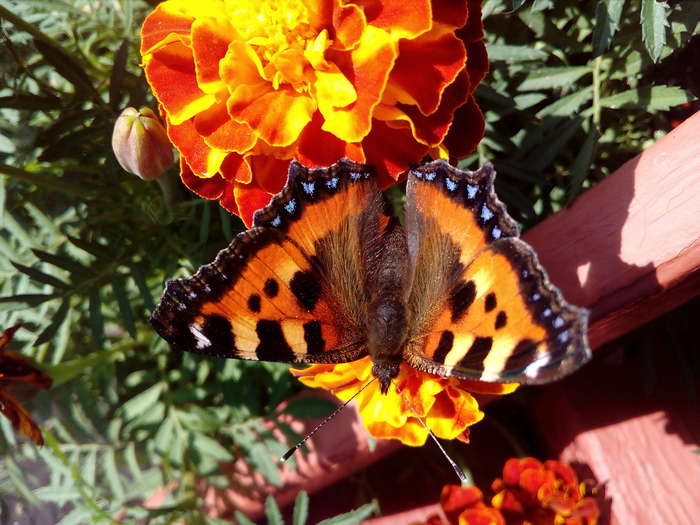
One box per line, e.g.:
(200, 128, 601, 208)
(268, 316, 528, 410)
(144, 40, 217, 125)
(361, 0, 432, 40)
(386, 24, 466, 116)
(291, 355, 511, 447)
(141, 0, 487, 221)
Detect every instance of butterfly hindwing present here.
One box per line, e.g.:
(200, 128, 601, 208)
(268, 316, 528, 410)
(403, 161, 590, 384)
(151, 159, 382, 364)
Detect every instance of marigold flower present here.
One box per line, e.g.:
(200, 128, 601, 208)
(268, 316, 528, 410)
(112, 107, 174, 180)
(290, 356, 517, 446)
(491, 458, 599, 525)
(414, 459, 599, 525)
(140, 0, 487, 225)
(0, 325, 52, 445)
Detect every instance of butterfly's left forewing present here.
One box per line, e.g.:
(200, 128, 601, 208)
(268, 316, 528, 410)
(151, 159, 381, 365)
(403, 161, 590, 384)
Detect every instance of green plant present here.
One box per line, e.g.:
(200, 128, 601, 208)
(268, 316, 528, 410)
(0, 0, 697, 523)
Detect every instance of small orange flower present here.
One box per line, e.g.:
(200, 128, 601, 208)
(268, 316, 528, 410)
(414, 459, 599, 525)
(291, 356, 517, 446)
(140, 0, 487, 225)
(0, 325, 52, 445)
(491, 458, 599, 525)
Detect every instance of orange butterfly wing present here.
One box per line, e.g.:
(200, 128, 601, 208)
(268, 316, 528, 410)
(151, 159, 382, 364)
(403, 161, 590, 383)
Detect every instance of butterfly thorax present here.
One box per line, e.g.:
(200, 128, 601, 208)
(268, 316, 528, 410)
(366, 217, 411, 394)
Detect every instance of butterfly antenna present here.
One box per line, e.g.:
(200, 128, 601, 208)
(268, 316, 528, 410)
(280, 378, 376, 462)
(395, 383, 467, 483)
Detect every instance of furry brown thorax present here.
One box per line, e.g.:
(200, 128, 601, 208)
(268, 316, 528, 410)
(367, 217, 410, 394)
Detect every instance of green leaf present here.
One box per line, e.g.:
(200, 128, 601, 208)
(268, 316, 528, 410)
(292, 491, 309, 525)
(43, 347, 124, 386)
(518, 66, 590, 91)
(33, 486, 81, 504)
(249, 442, 282, 486)
(11, 260, 69, 289)
(32, 38, 98, 98)
(536, 87, 594, 118)
(55, 507, 93, 525)
(568, 125, 598, 203)
(592, 0, 625, 56)
(218, 206, 233, 241)
(190, 433, 234, 462)
(32, 249, 91, 277)
(109, 38, 129, 109)
(129, 263, 155, 310)
(111, 276, 137, 338)
(0, 293, 57, 311)
(282, 397, 336, 419)
(102, 448, 125, 501)
(486, 44, 548, 62)
(34, 298, 70, 346)
(79, 448, 97, 487)
(0, 94, 63, 110)
(234, 511, 257, 525)
(641, 0, 669, 61)
(512, 0, 528, 9)
(316, 502, 378, 525)
(120, 382, 165, 421)
(599, 85, 693, 111)
(88, 288, 104, 349)
(265, 495, 284, 525)
(525, 117, 584, 171)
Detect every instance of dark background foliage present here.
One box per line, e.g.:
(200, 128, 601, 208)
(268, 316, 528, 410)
(0, 0, 697, 523)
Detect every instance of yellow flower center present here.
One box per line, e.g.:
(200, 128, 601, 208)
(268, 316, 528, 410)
(225, 0, 321, 91)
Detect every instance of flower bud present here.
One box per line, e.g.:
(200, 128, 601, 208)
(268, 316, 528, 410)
(112, 107, 173, 180)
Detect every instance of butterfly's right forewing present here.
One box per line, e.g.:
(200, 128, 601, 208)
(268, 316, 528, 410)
(151, 159, 383, 365)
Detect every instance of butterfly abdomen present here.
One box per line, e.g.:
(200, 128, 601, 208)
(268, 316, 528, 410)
(366, 217, 411, 393)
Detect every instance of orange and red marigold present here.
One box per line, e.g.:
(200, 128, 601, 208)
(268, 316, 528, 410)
(140, 0, 488, 225)
(416, 458, 600, 525)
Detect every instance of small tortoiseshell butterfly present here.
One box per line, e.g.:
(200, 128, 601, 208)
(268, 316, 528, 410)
(151, 159, 590, 393)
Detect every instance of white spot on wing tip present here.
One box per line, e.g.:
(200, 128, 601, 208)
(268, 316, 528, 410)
(445, 178, 457, 191)
(410, 169, 423, 179)
(284, 199, 296, 213)
(466, 184, 478, 199)
(326, 176, 340, 188)
(190, 325, 211, 350)
(553, 316, 564, 328)
(492, 226, 501, 239)
(424, 170, 436, 181)
(523, 357, 550, 379)
(271, 215, 281, 227)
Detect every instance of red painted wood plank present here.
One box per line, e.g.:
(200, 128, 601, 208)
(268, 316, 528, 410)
(530, 298, 700, 525)
(524, 110, 700, 348)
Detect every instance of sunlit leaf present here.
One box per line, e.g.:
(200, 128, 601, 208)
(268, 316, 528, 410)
(641, 0, 669, 61)
(592, 0, 625, 56)
(316, 502, 378, 525)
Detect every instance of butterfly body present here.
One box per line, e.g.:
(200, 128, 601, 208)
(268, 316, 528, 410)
(151, 159, 590, 392)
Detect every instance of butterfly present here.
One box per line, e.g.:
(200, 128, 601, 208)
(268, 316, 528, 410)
(150, 158, 590, 394)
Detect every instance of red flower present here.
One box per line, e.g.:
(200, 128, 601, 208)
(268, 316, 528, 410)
(140, 0, 487, 225)
(414, 458, 599, 525)
(0, 325, 52, 445)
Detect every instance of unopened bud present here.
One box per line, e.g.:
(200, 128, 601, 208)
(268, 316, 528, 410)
(112, 107, 173, 180)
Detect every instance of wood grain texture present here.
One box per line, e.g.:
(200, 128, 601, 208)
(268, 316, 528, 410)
(524, 110, 700, 348)
(530, 297, 700, 525)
